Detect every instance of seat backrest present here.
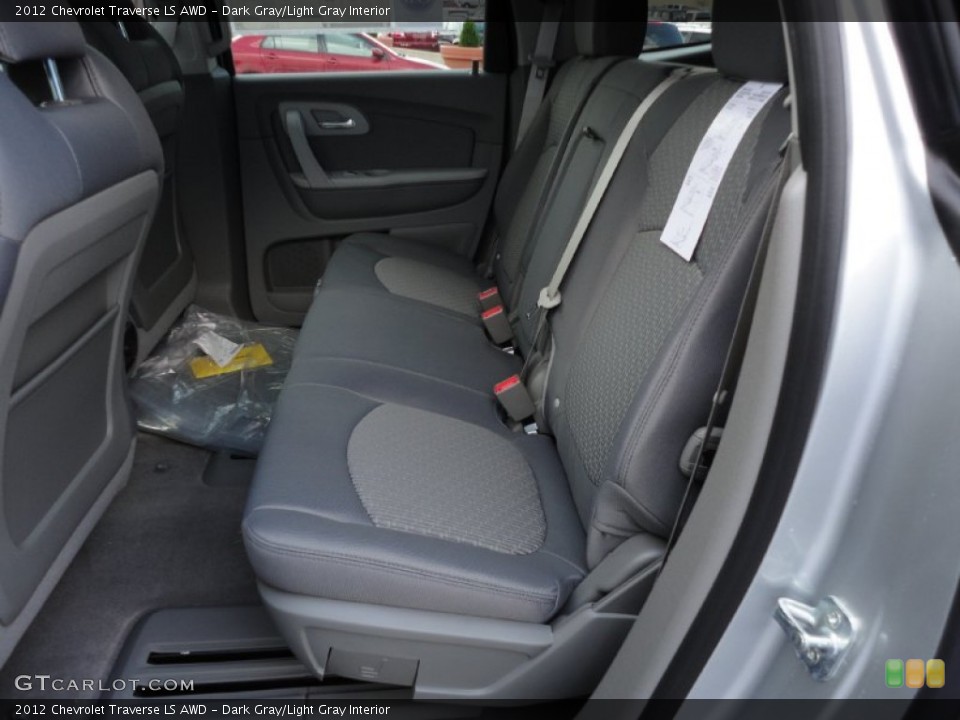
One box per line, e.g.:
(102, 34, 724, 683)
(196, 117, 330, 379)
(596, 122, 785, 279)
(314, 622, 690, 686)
(81, 11, 192, 364)
(508, 58, 673, 355)
(0, 21, 161, 663)
(541, 19, 791, 567)
(490, 3, 648, 306)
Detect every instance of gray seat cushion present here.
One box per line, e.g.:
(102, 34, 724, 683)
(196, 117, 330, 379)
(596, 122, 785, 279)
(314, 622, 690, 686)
(320, 233, 483, 320)
(243, 383, 586, 624)
(349, 404, 546, 555)
(291, 286, 520, 394)
(373, 257, 482, 317)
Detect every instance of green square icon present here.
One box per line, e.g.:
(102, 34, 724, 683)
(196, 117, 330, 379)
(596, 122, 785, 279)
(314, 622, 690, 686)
(886, 659, 905, 688)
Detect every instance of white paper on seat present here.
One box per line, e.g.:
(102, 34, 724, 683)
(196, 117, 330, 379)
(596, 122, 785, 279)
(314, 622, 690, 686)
(661, 81, 784, 262)
(195, 331, 243, 368)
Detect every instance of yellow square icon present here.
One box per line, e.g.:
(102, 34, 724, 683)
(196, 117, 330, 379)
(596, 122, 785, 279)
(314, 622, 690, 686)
(905, 659, 925, 688)
(926, 659, 945, 689)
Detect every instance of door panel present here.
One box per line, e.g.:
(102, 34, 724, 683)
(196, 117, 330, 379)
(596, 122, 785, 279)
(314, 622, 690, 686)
(235, 71, 506, 325)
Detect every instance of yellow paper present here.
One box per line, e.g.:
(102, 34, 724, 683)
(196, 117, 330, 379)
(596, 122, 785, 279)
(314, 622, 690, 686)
(190, 343, 273, 379)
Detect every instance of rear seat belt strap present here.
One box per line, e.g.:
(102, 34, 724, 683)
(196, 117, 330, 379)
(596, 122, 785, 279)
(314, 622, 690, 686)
(537, 68, 691, 313)
(515, 1, 563, 150)
(507, 56, 624, 292)
(518, 69, 696, 381)
(521, 69, 693, 380)
(485, 56, 622, 280)
(660, 133, 800, 569)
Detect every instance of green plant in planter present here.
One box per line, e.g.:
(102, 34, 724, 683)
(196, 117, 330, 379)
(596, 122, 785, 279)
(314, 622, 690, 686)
(459, 21, 481, 48)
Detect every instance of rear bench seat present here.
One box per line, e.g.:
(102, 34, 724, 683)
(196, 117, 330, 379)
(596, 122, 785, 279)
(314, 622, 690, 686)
(292, 18, 664, 394)
(244, 7, 792, 700)
(315, 10, 650, 321)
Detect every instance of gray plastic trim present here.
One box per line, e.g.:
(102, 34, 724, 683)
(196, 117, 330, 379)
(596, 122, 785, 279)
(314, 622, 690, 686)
(9, 310, 117, 409)
(284, 109, 332, 189)
(107, 606, 322, 700)
(291, 167, 489, 192)
(0, 171, 157, 660)
(0, 440, 134, 666)
(260, 583, 640, 700)
(280, 105, 485, 193)
(134, 269, 197, 365)
(279, 102, 370, 138)
(564, 533, 665, 611)
(281, 105, 489, 194)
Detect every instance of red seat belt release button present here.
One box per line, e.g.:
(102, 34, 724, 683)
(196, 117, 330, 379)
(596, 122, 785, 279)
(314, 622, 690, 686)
(478, 286, 502, 311)
(494, 374, 537, 422)
(482, 304, 514, 345)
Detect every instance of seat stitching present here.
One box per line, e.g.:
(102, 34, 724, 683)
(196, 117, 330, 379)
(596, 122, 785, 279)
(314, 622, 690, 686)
(315, 286, 483, 328)
(246, 502, 372, 526)
(81, 55, 104, 96)
(274, 379, 394, 406)
(345, 404, 382, 527)
(46, 121, 84, 192)
(536, 548, 587, 576)
(244, 526, 558, 605)
(287, 360, 497, 400)
(256, 446, 560, 560)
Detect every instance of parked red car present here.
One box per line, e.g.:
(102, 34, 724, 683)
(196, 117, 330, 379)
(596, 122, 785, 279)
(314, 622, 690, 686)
(385, 31, 441, 51)
(232, 33, 445, 74)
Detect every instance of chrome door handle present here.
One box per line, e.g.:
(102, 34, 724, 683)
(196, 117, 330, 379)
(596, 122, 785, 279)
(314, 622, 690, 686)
(319, 118, 356, 130)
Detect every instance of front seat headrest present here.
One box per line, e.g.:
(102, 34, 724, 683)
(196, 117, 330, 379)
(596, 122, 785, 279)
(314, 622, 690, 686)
(574, 0, 649, 58)
(711, 3, 789, 84)
(0, 21, 86, 64)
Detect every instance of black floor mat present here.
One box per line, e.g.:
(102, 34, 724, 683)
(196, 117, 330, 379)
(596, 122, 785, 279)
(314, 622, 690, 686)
(0, 434, 260, 699)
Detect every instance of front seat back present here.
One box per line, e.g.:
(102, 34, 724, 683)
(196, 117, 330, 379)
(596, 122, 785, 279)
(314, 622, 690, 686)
(81, 14, 193, 365)
(0, 22, 162, 663)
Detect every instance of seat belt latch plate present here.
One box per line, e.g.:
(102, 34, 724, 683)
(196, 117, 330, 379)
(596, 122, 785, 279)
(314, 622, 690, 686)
(530, 55, 555, 79)
(478, 286, 502, 311)
(537, 286, 561, 310)
(494, 375, 537, 423)
(482, 305, 514, 345)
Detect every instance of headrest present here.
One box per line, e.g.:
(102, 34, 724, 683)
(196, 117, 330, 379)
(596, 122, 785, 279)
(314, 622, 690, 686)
(573, 0, 648, 58)
(711, 5, 789, 84)
(0, 22, 86, 64)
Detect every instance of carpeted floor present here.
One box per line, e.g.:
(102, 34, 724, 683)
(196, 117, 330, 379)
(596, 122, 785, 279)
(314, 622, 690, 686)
(0, 433, 261, 699)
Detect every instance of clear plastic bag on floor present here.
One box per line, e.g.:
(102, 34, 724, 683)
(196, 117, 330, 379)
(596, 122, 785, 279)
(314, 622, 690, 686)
(130, 306, 298, 455)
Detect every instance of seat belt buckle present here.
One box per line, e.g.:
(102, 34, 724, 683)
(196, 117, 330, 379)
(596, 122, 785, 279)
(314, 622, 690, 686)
(478, 286, 502, 312)
(494, 375, 537, 423)
(482, 305, 514, 345)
